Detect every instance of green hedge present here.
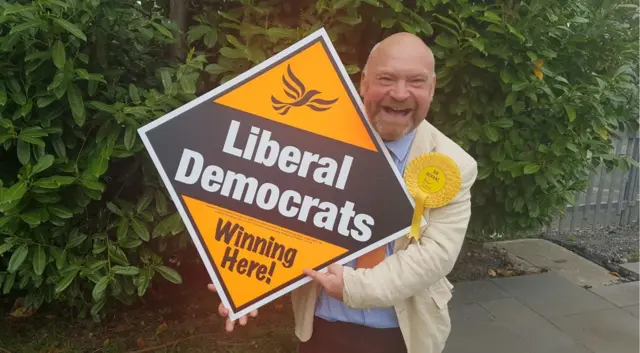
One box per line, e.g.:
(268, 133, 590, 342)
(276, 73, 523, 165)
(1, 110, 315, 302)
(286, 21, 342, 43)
(1, 0, 638, 319)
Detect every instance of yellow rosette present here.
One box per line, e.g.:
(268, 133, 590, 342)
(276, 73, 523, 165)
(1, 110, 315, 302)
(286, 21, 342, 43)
(404, 153, 461, 241)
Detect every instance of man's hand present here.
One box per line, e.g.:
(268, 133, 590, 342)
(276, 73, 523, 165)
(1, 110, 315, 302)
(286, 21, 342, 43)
(207, 284, 258, 332)
(303, 263, 345, 301)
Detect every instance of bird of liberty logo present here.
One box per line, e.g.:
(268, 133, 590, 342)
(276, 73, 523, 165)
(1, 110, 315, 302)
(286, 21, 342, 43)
(271, 64, 338, 115)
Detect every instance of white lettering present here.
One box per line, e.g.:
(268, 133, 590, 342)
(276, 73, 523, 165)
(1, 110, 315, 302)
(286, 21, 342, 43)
(175, 149, 203, 184)
(222, 120, 243, 157)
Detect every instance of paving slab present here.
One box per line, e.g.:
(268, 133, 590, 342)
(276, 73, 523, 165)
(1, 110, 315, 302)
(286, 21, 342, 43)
(622, 304, 639, 317)
(549, 308, 640, 353)
(589, 281, 639, 307)
(446, 297, 591, 353)
(620, 262, 640, 276)
(450, 280, 510, 305)
(486, 239, 621, 287)
(478, 298, 593, 353)
(491, 272, 616, 319)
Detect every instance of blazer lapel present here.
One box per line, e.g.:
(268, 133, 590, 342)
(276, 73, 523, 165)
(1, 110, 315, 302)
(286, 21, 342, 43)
(394, 120, 435, 252)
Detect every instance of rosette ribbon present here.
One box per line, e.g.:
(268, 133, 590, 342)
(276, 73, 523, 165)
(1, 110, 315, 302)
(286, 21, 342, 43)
(403, 153, 462, 241)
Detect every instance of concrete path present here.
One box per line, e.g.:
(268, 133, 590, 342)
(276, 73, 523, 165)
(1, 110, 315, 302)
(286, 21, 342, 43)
(444, 266, 639, 353)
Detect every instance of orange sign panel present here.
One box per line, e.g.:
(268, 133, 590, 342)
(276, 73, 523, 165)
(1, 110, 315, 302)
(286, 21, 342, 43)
(138, 28, 421, 320)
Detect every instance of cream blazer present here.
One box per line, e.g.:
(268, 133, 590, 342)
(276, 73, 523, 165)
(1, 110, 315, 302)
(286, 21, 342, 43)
(290, 119, 478, 353)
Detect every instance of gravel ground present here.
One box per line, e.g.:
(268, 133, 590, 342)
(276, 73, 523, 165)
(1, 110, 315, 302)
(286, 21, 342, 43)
(543, 223, 639, 281)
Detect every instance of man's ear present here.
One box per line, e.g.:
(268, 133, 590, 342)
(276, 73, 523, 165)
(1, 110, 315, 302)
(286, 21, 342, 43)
(359, 71, 368, 97)
(428, 72, 437, 101)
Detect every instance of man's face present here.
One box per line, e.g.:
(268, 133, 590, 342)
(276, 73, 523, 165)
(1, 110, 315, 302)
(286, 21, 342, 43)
(360, 44, 435, 141)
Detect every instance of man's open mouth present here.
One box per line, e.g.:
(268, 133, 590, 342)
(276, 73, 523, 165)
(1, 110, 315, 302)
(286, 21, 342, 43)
(383, 107, 412, 117)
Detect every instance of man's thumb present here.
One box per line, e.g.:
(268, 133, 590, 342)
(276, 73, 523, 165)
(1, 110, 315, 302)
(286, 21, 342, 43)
(326, 263, 342, 275)
(304, 268, 327, 284)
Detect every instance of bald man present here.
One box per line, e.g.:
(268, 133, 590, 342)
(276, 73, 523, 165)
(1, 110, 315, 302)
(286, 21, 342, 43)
(209, 32, 478, 353)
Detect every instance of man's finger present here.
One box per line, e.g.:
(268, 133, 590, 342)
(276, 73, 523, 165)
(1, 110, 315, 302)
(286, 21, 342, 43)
(326, 263, 342, 274)
(218, 303, 229, 317)
(207, 283, 217, 293)
(238, 315, 248, 326)
(303, 268, 329, 286)
(249, 309, 258, 318)
(225, 318, 235, 332)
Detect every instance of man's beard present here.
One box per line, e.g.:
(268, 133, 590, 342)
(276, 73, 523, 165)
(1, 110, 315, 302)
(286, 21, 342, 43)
(371, 113, 416, 141)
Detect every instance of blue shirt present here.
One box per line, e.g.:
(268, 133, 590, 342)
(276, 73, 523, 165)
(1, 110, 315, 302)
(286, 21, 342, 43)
(314, 129, 417, 328)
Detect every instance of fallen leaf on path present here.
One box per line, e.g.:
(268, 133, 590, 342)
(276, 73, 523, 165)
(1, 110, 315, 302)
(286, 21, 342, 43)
(488, 269, 497, 277)
(136, 337, 146, 349)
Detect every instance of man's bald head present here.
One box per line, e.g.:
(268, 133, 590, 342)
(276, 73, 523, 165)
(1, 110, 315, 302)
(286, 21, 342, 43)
(364, 32, 435, 76)
(359, 32, 437, 141)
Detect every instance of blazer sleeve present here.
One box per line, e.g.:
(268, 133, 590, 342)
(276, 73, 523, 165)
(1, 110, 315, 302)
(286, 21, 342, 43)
(341, 159, 478, 309)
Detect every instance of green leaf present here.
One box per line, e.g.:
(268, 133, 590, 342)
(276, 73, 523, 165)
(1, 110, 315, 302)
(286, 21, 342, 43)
(500, 69, 516, 84)
(434, 33, 458, 49)
(32, 154, 54, 176)
(493, 119, 514, 128)
(8, 244, 28, 273)
(113, 266, 139, 276)
(505, 92, 517, 107)
(67, 84, 85, 127)
(106, 202, 122, 216)
(54, 18, 86, 41)
(155, 265, 182, 284)
(33, 246, 46, 276)
(523, 164, 541, 174)
(20, 209, 43, 226)
(512, 81, 528, 91)
(17, 139, 31, 165)
(490, 147, 506, 162)
(477, 166, 492, 180)
(564, 105, 576, 122)
(266, 27, 297, 40)
(52, 40, 65, 69)
(50, 247, 67, 270)
(204, 30, 218, 48)
(480, 11, 503, 24)
(49, 204, 73, 219)
(483, 125, 499, 142)
(160, 70, 172, 93)
(80, 178, 105, 191)
(117, 218, 129, 240)
(86, 101, 116, 113)
(155, 190, 168, 214)
(9, 19, 42, 34)
(92, 276, 110, 301)
(0, 239, 15, 254)
(381, 18, 396, 28)
(151, 22, 174, 39)
(124, 126, 136, 151)
(470, 57, 493, 68)
(108, 245, 129, 266)
(128, 84, 140, 103)
(205, 64, 230, 74)
(120, 236, 142, 249)
(187, 25, 212, 43)
(131, 218, 149, 241)
(55, 267, 77, 293)
(137, 272, 150, 296)
(3, 181, 27, 203)
(52, 137, 66, 158)
(0, 118, 11, 129)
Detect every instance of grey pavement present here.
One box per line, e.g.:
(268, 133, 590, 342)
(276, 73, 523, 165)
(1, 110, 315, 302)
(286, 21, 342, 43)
(444, 272, 639, 353)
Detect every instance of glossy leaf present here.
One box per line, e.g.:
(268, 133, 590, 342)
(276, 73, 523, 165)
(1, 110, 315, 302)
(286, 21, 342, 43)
(156, 265, 182, 284)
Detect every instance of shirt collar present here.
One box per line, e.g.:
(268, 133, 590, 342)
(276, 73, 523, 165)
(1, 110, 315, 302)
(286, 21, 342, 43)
(384, 129, 416, 161)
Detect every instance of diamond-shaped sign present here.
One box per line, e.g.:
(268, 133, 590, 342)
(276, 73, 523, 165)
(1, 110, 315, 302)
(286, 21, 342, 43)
(138, 28, 424, 320)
